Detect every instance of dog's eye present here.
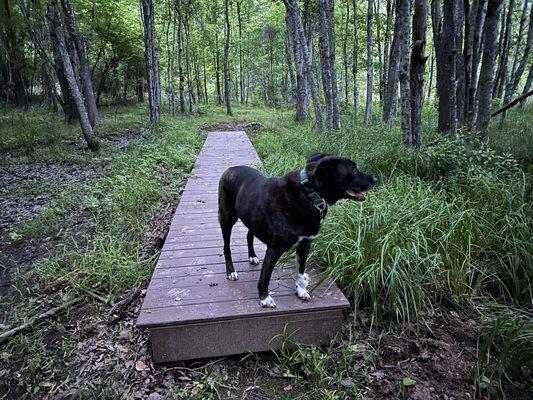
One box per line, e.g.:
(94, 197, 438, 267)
(353, 169, 358, 176)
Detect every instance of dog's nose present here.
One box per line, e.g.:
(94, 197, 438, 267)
(370, 176, 378, 185)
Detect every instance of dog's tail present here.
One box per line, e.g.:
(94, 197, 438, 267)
(218, 169, 237, 224)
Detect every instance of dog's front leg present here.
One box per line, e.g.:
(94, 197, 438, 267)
(258, 247, 285, 308)
(295, 239, 311, 301)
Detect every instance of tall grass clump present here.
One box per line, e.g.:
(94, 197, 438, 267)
(253, 116, 533, 322)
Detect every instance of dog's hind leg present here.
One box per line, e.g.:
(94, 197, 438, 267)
(219, 185, 239, 281)
(295, 239, 311, 301)
(247, 231, 260, 265)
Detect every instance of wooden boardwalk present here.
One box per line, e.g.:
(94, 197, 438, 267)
(137, 131, 350, 362)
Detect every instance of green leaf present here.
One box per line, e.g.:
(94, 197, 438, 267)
(402, 377, 417, 387)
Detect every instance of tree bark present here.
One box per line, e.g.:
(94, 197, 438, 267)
(177, 0, 185, 113)
(223, 0, 232, 115)
(383, 0, 400, 124)
(398, 0, 412, 144)
(47, 0, 99, 150)
(141, 0, 161, 123)
(494, 0, 515, 100)
(284, 0, 323, 130)
(286, 9, 310, 121)
(464, 0, 488, 126)
(343, 1, 350, 102)
(476, 0, 504, 138)
(237, 0, 245, 103)
(3, 0, 29, 109)
(352, 0, 359, 122)
(364, 0, 374, 124)
(60, 0, 99, 127)
(503, 1, 533, 110)
(410, 0, 429, 147)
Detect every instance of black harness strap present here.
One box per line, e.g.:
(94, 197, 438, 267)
(299, 169, 327, 218)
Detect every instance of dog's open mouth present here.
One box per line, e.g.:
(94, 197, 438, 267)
(346, 189, 366, 201)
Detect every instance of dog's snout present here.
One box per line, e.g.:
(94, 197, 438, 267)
(370, 176, 377, 185)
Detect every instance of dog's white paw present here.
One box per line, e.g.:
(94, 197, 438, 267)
(227, 271, 239, 281)
(259, 295, 276, 308)
(296, 273, 310, 287)
(249, 256, 260, 265)
(296, 286, 311, 301)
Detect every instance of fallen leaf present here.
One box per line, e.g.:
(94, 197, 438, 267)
(402, 377, 417, 387)
(340, 377, 354, 388)
(135, 360, 148, 372)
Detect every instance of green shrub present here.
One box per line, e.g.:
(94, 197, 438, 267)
(253, 115, 533, 321)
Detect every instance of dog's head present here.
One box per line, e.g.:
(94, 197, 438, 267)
(305, 153, 377, 204)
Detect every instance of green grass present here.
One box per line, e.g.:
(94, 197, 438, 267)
(252, 108, 533, 323)
(1, 102, 531, 397)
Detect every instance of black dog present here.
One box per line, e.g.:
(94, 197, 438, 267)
(218, 153, 377, 308)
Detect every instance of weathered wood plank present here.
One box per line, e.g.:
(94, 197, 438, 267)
(137, 131, 350, 362)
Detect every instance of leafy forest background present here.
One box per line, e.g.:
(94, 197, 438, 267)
(1, 0, 532, 398)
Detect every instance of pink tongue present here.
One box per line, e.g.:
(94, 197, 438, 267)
(347, 190, 366, 201)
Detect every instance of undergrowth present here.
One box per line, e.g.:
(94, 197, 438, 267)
(253, 109, 533, 323)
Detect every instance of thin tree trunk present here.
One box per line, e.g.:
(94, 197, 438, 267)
(318, 0, 334, 128)
(286, 9, 310, 121)
(494, 0, 515, 100)
(343, 1, 350, 102)
(141, 0, 161, 123)
(410, 0, 429, 147)
(60, 0, 99, 127)
(364, 0, 374, 124)
(352, 0, 359, 122)
(503, 1, 533, 110)
(398, 0, 412, 144)
(237, 0, 245, 103)
(284, 0, 323, 130)
(177, 0, 185, 113)
(465, 0, 488, 126)
(184, 15, 194, 112)
(3, 0, 29, 109)
(47, 0, 99, 150)
(427, 53, 434, 100)
(383, 0, 400, 124)
(223, 0, 232, 115)
(476, 0, 505, 138)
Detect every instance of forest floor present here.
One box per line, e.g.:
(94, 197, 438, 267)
(0, 105, 531, 399)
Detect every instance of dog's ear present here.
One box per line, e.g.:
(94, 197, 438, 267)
(306, 156, 338, 178)
(307, 152, 328, 163)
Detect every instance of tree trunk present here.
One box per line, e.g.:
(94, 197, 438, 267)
(383, 0, 400, 124)
(464, 0, 488, 126)
(47, 0, 99, 150)
(364, 0, 374, 124)
(284, 0, 323, 130)
(343, 1, 350, 102)
(286, 6, 310, 121)
(318, 0, 334, 128)
(141, 0, 161, 123)
(502, 1, 533, 110)
(494, 0, 515, 100)
(352, 0, 359, 122)
(410, 0, 429, 147)
(237, 0, 245, 103)
(184, 15, 194, 112)
(476, 0, 504, 138)
(223, 0, 232, 115)
(3, 0, 29, 109)
(60, 0, 99, 127)
(398, 0, 412, 144)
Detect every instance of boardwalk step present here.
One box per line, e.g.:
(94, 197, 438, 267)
(137, 131, 349, 362)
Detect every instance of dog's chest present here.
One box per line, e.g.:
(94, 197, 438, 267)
(297, 217, 324, 242)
